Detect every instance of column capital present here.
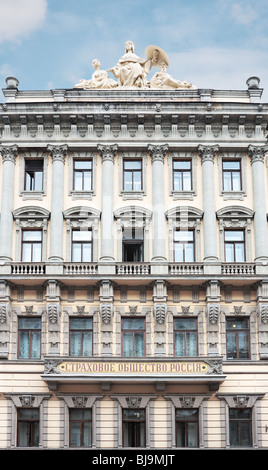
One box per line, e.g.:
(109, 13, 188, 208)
(147, 144, 169, 163)
(248, 145, 268, 164)
(47, 144, 68, 163)
(97, 144, 118, 163)
(0, 145, 18, 163)
(198, 144, 219, 164)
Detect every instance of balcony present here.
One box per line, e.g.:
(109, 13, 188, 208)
(41, 356, 226, 391)
(1, 260, 261, 279)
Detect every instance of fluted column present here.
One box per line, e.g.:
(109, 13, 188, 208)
(0, 145, 18, 261)
(198, 145, 219, 261)
(148, 144, 168, 261)
(248, 145, 268, 261)
(47, 145, 68, 261)
(98, 144, 118, 261)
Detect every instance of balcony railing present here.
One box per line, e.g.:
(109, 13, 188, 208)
(7, 261, 257, 277)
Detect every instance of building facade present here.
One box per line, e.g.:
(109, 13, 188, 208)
(0, 49, 268, 449)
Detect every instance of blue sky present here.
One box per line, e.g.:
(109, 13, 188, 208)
(0, 0, 268, 100)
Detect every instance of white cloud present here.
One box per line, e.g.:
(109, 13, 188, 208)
(231, 3, 258, 25)
(0, 0, 47, 44)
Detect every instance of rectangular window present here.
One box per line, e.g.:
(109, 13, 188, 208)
(176, 409, 199, 447)
(123, 159, 142, 191)
(224, 230, 245, 262)
(25, 159, 43, 191)
(18, 317, 41, 359)
(174, 318, 198, 356)
(70, 317, 93, 357)
(17, 408, 39, 447)
(69, 409, 92, 447)
(122, 318, 145, 357)
(173, 160, 192, 191)
(222, 160, 241, 191)
(123, 409, 145, 447)
(122, 227, 143, 262)
(174, 230, 195, 262)
(229, 408, 252, 447)
(226, 317, 250, 359)
(73, 160, 92, 191)
(21, 230, 42, 262)
(72, 230, 92, 262)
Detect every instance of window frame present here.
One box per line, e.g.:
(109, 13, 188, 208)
(121, 317, 146, 357)
(69, 317, 93, 357)
(122, 408, 146, 448)
(17, 408, 40, 447)
(69, 408, 92, 448)
(173, 229, 195, 263)
(21, 229, 43, 262)
(18, 316, 41, 359)
(71, 229, 93, 263)
(224, 229, 245, 262)
(123, 158, 143, 192)
(24, 159, 44, 192)
(73, 158, 93, 192)
(229, 408, 252, 447)
(172, 158, 192, 192)
(226, 316, 250, 360)
(175, 408, 199, 448)
(174, 317, 198, 357)
(222, 159, 242, 192)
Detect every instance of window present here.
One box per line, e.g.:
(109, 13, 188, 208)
(69, 409, 92, 447)
(176, 409, 199, 447)
(122, 409, 145, 447)
(173, 160, 192, 191)
(72, 230, 92, 262)
(70, 317, 93, 357)
(122, 227, 143, 262)
(229, 408, 252, 447)
(18, 317, 41, 359)
(123, 159, 142, 191)
(224, 230, 245, 262)
(21, 230, 42, 262)
(73, 160, 92, 191)
(122, 318, 145, 357)
(226, 317, 250, 359)
(17, 408, 39, 447)
(25, 159, 43, 191)
(174, 318, 198, 356)
(174, 230, 195, 262)
(222, 160, 241, 191)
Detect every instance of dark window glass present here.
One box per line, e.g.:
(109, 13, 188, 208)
(226, 317, 250, 359)
(17, 408, 39, 447)
(25, 160, 43, 191)
(176, 409, 199, 447)
(69, 408, 92, 447)
(229, 408, 252, 447)
(123, 409, 145, 447)
(122, 227, 143, 262)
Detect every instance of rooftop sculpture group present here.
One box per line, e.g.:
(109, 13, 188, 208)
(74, 41, 195, 90)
